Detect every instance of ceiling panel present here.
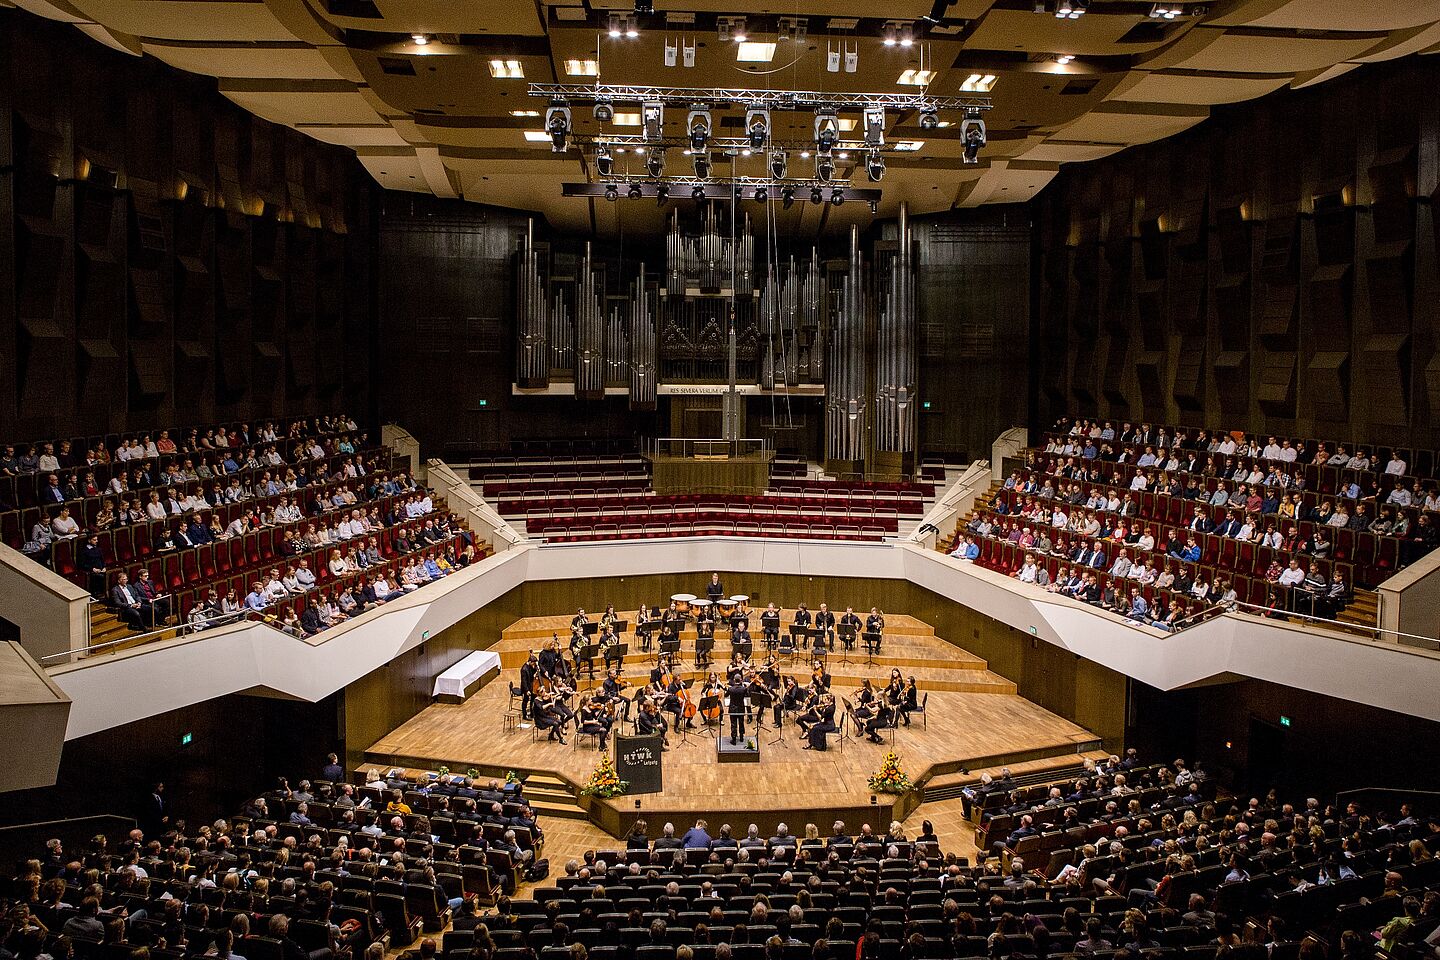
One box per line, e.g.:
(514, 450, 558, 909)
(68, 0, 299, 41)
(1238, 0, 1440, 32)
(1171, 27, 1385, 73)
(142, 42, 345, 79)
(1109, 71, 1291, 105)
(220, 86, 388, 126)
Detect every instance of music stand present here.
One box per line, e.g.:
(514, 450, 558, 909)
(604, 642, 628, 674)
(786, 625, 808, 661)
(732, 635, 753, 661)
(578, 642, 599, 679)
(837, 624, 857, 665)
(863, 630, 882, 664)
(698, 693, 721, 728)
(835, 703, 856, 747)
(694, 636, 715, 670)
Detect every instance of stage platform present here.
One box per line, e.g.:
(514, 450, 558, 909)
(363, 613, 1103, 838)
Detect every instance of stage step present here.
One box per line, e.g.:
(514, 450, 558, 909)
(527, 798, 589, 821)
(921, 750, 1111, 803)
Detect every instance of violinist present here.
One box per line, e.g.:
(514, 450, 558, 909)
(795, 686, 824, 734)
(578, 695, 613, 749)
(779, 676, 805, 725)
(760, 655, 781, 692)
(534, 691, 570, 744)
(802, 694, 837, 751)
(884, 668, 905, 720)
(814, 603, 836, 648)
(726, 652, 750, 685)
(810, 660, 832, 692)
(760, 603, 781, 650)
(599, 668, 630, 719)
(855, 679, 890, 743)
(901, 676, 919, 727)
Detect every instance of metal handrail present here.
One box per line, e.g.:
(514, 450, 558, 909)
(40, 609, 259, 666)
(1228, 597, 1439, 648)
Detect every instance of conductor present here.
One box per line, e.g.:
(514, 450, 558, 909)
(726, 677, 748, 745)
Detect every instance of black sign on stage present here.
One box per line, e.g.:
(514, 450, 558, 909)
(615, 734, 665, 796)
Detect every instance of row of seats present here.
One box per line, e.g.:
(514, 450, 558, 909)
(992, 473, 1405, 588)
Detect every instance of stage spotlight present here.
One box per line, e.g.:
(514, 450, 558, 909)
(607, 12, 623, 37)
(814, 109, 839, 155)
(687, 104, 712, 151)
(810, 186, 823, 205)
(656, 183, 669, 204)
(816, 154, 835, 183)
(961, 107, 986, 164)
(769, 149, 787, 179)
(863, 106, 886, 148)
(646, 147, 666, 178)
(691, 184, 706, 201)
(545, 101, 572, 152)
(628, 183, 643, 199)
(604, 185, 618, 201)
(900, 23, 915, 46)
(882, 23, 897, 46)
(1055, 0, 1086, 17)
(781, 185, 796, 208)
(642, 101, 664, 140)
(866, 150, 885, 182)
(745, 107, 770, 149)
(693, 151, 711, 179)
(596, 144, 614, 176)
(919, 106, 939, 130)
(593, 101, 614, 122)
(830, 188, 845, 206)
(754, 186, 768, 201)
(625, 13, 640, 36)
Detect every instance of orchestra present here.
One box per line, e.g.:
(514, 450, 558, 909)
(501, 573, 925, 757)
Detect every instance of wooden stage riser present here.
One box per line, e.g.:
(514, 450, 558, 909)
(501, 611, 938, 641)
(495, 648, 992, 674)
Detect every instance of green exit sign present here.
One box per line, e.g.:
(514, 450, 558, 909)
(922, 401, 932, 411)
(477, 399, 488, 408)
(180, 732, 193, 746)
(1279, 715, 1292, 728)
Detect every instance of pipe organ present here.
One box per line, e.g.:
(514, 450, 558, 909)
(513, 205, 917, 458)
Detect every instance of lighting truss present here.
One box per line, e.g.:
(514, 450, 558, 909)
(567, 133, 918, 155)
(561, 177, 882, 204)
(529, 83, 992, 113)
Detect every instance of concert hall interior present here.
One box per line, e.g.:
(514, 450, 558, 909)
(5, 3, 1440, 960)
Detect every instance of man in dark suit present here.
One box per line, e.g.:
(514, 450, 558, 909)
(78, 533, 108, 597)
(726, 677, 748, 745)
(134, 569, 171, 627)
(110, 572, 150, 630)
(813, 603, 836, 648)
(142, 782, 169, 837)
(299, 603, 325, 636)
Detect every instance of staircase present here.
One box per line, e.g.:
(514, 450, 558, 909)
(86, 606, 182, 655)
(521, 773, 588, 821)
(1335, 587, 1380, 637)
(936, 479, 1003, 554)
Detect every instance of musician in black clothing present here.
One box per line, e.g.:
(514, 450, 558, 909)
(518, 652, 539, 720)
(599, 669, 630, 721)
(865, 608, 886, 653)
(814, 603, 836, 647)
(854, 680, 892, 743)
(884, 668, 907, 726)
(779, 677, 805, 725)
(839, 607, 863, 650)
(793, 604, 812, 629)
(636, 700, 669, 748)
(571, 608, 589, 634)
(578, 697, 612, 749)
(599, 624, 624, 671)
(732, 623, 752, 659)
(760, 603, 781, 650)
(726, 679, 748, 745)
(802, 695, 837, 751)
(537, 637, 564, 679)
(730, 606, 750, 634)
(706, 573, 725, 604)
(534, 695, 568, 744)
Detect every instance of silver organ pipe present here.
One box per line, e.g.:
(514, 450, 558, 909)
(574, 242, 605, 399)
(827, 225, 867, 463)
(875, 203, 917, 454)
(515, 220, 549, 387)
(629, 276, 657, 409)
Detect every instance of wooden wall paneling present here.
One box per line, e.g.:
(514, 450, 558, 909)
(0, 25, 15, 435)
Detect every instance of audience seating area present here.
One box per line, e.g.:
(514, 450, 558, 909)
(473, 453, 941, 544)
(2, 416, 485, 643)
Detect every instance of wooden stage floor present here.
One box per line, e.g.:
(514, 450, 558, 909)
(364, 613, 1101, 837)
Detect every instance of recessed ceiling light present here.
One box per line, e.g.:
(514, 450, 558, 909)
(412, 34, 429, 45)
(736, 42, 776, 62)
(564, 59, 600, 76)
(612, 112, 641, 126)
(510, 110, 540, 117)
(1056, 54, 1075, 64)
(960, 73, 997, 92)
(898, 69, 934, 86)
(489, 60, 524, 79)
(523, 131, 551, 142)
(893, 141, 924, 151)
